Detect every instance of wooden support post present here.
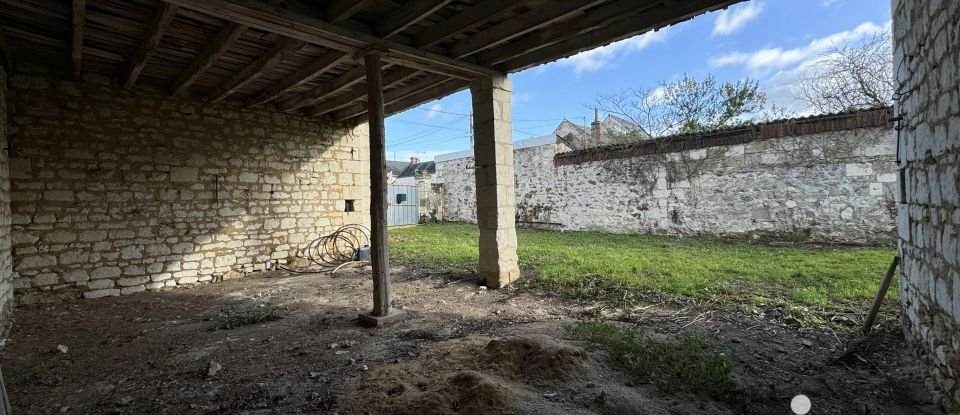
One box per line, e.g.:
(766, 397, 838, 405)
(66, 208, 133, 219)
(863, 256, 900, 334)
(358, 52, 404, 326)
(72, 0, 86, 79)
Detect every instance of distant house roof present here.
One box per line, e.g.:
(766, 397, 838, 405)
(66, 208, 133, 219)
(385, 160, 409, 176)
(397, 161, 436, 178)
(554, 115, 650, 150)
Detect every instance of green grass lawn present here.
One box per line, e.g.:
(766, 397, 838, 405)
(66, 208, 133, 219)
(389, 223, 897, 308)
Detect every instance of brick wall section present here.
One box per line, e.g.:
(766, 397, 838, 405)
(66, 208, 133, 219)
(892, 0, 960, 409)
(436, 120, 898, 244)
(0, 61, 13, 329)
(6, 64, 369, 303)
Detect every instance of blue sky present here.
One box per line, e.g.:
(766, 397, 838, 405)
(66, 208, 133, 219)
(384, 0, 892, 162)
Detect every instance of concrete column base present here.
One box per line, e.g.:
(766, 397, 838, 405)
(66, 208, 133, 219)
(357, 308, 406, 327)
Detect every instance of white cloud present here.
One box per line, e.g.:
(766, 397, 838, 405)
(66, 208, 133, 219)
(555, 29, 669, 75)
(513, 91, 534, 105)
(710, 21, 889, 73)
(712, 2, 764, 36)
(423, 103, 443, 120)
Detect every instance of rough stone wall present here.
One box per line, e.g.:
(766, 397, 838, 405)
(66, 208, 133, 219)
(7, 64, 369, 303)
(435, 126, 898, 244)
(0, 62, 13, 329)
(893, 0, 960, 409)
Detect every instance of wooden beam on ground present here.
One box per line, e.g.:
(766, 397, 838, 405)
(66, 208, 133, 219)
(210, 39, 304, 103)
(159, 0, 502, 80)
(306, 67, 420, 117)
(476, 0, 653, 66)
(71, 0, 86, 79)
(170, 22, 247, 96)
(447, 0, 606, 59)
(357, 52, 404, 327)
(245, 50, 349, 106)
(279, 65, 366, 112)
(499, 0, 741, 73)
(325, 0, 373, 23)
(331, 74, 449, 120)
(378, 0, 452, 39)
(413, 0, 520, 48)
(123, 3, 179, 90)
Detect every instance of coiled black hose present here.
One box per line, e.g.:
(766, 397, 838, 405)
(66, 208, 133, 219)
(277, 224, 371, 273)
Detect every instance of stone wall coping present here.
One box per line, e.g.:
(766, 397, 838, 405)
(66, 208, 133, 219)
(554, 107, 894, 166)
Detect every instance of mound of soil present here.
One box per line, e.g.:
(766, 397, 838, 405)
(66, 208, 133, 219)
(341, 335, 735, 415)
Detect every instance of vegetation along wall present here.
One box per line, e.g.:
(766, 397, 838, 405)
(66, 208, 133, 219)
(435, 108, 898, 244)
(7, 64, 369, 303)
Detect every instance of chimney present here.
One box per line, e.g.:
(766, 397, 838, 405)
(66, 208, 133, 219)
(409, 156, 419, 165)
(591, 108, 603, 143)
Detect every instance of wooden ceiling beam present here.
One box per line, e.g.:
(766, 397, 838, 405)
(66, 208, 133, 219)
(171, 22, 247, 96)
(325, 0, 374, 23)
(123, 3, 179, 90)
(306, 67, 421, 117)
(447, 0, 606, 59)
(71, 0, 85, 79)
(210, 39, 304, 103)
(159, 0, 501, 80)
(332, 74, 458, 120)
(245, 50, 350, 106)
(279, 64, 367, 112)
(499, 0, 742, 73)
(378, 0, 452, 39)
(476, 0, 653, 66)
(341, 79, 469, 124)
(412, 0, 520, 48)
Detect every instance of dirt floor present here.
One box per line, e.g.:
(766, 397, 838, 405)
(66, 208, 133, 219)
(0, 267, 946, 414)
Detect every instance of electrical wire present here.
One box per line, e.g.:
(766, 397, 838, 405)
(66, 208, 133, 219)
(276, 224, 371, 273)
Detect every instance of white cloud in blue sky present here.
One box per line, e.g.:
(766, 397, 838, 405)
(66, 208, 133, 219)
(710, 21, 889, 73)
(712, 2, 764, 36)
(554, 29, 670, 75)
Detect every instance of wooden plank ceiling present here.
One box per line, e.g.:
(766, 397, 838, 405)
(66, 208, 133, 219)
(0, 0, 742, 125)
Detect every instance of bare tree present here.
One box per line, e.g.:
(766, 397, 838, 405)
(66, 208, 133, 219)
(796, 30, 894, 113)
(596, 74, 767, 137)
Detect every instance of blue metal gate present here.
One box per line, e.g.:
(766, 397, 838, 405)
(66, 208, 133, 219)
(387, 185, 419, 226)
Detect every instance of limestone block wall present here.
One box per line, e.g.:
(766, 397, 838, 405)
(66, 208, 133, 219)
(893, 0, 960, 409)
(0, 62, 13, 329)
(435, 123, 898, 244)
(6, 64, 369, 303)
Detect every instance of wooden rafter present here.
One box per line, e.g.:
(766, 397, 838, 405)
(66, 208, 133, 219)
(278, 65, 366, 112)
(344, 79, 469, 125)
(159, 0, 501, 79)
(331, 75, 448, 120)
(123, 3, 179, 90)
(412, 0, 520, 48)
(378, 0, 452, 39)
(170, 22, 247, 96)
(325, 0, 374, 23)
(245, 51, 350, 107)
(306, 67, 421, 117)
(447, 0, 607, 59)
(499, 0, 740, 73)
(476, 0, 653, 66)
(210, 39, 304, 103)
(71, 0, 85, 79)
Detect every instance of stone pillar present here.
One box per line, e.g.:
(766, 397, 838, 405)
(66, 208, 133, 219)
(471, 75, 519, 288)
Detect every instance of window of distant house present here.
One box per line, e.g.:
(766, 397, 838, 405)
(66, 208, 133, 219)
(344, 199, 355, 212)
